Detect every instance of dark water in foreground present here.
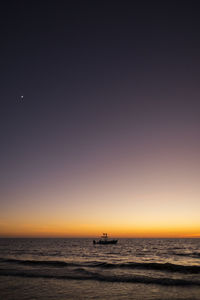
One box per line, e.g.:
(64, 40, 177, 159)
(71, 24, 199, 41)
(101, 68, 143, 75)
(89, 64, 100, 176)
(0, 238, 200, 299)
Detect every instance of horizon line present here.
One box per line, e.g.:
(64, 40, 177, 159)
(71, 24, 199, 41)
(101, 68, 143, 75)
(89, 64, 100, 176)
(1, 235, 200, 239)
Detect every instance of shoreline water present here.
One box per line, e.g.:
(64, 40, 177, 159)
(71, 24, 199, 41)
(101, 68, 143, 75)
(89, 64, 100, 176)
(0, 238, 199, 299)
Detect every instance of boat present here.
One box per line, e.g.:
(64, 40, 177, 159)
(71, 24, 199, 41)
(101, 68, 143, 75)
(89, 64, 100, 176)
(93, 233, 118, 245)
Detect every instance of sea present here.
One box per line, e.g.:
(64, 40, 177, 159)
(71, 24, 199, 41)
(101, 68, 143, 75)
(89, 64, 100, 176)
(0, 238, 200, 300)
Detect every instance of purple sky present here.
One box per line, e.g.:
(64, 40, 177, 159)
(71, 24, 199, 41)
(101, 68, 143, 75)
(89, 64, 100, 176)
(1, 1, 200, 236)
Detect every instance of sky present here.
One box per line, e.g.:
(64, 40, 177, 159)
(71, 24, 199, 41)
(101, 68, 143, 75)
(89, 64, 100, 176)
(0, 1, 200, 237)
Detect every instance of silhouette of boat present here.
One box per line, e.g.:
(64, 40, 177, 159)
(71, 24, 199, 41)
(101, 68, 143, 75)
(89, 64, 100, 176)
(93, 233, 118, 245)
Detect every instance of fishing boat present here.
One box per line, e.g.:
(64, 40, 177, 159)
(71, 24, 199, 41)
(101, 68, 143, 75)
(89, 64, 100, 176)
(93, 233, 118, 245)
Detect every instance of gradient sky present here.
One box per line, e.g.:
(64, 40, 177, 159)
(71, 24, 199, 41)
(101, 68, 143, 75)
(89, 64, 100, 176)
(1, 1, 200, 237)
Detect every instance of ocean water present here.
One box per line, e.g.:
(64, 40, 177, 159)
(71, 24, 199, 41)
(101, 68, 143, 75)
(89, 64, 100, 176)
(0, 238, 200, 299)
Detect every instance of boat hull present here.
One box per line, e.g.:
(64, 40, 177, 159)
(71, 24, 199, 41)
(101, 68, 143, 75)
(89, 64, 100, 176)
(93, 240, 118, 245)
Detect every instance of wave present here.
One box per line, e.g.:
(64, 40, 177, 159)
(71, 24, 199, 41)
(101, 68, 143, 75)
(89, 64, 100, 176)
(94, 262, 200, 274)
(0, 269, 200, 286)
(0, 258, 76, 267)
(1, 258, 200, 274)
(173, 252, 200, 258)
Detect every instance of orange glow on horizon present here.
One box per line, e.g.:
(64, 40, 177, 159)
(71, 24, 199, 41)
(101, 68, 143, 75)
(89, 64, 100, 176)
(1, 135, 199, 239)
(1, 220, 200, 238)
